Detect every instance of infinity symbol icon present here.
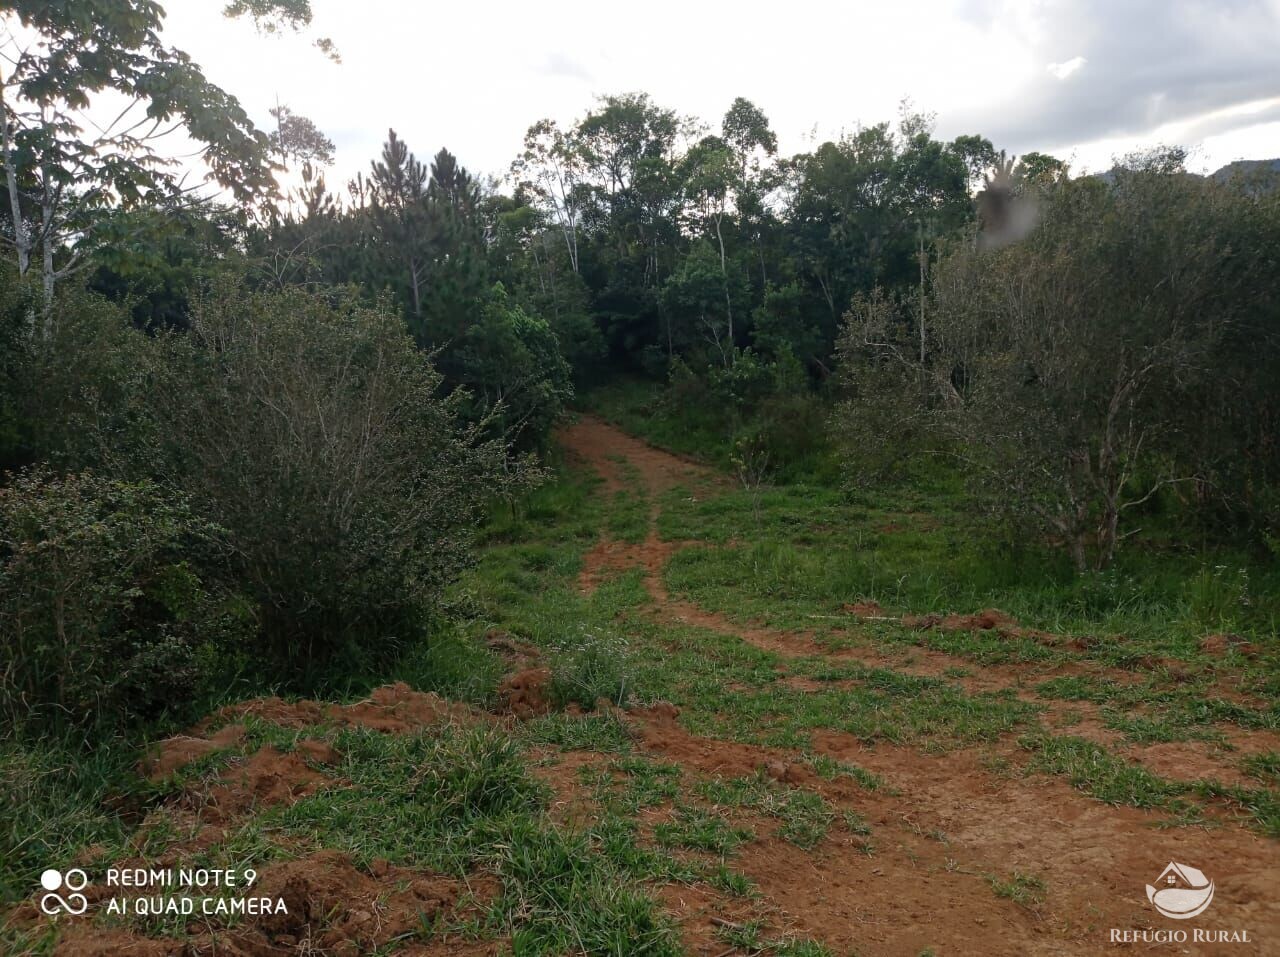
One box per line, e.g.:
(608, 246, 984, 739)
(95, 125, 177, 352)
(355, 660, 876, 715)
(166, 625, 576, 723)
(39, 868, 89, 916)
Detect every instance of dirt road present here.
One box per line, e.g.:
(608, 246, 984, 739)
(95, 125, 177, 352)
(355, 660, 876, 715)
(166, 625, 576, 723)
(560, 414, 1280, 957)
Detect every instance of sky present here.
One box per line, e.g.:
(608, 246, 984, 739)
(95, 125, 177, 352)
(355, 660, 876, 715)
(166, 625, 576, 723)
(159, 0, 1280, 189)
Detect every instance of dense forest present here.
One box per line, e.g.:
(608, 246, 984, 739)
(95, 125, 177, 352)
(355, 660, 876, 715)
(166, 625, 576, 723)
(2, 2, 1279, 953)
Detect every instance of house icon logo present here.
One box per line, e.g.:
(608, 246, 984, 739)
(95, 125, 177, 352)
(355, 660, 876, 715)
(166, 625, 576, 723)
(1146, 862, 1215, 920)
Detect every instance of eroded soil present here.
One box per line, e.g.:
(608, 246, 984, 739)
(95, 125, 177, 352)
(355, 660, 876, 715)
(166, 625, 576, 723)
(560, 414, 1280, 956)
(6, 415, 1275, 956)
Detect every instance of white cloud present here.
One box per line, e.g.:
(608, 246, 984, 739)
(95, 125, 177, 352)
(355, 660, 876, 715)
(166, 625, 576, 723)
(149, 0, 1277, 191)
(1047, 56, 1087, 80)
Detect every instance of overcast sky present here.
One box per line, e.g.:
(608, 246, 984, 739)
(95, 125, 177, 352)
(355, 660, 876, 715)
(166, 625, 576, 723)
(162, 0, 1280, 188)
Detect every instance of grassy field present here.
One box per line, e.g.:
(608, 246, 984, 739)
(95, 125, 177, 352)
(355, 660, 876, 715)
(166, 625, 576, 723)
(3, 397, 1278, 955)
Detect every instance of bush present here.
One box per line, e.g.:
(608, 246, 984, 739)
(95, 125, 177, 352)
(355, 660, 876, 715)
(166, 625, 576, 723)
(547, 628, 632, 709)
(0, 470, 239, 731)
(445, 282, 574, 449)
(0, 270, 36, 472)
(150, 284, 537, 680)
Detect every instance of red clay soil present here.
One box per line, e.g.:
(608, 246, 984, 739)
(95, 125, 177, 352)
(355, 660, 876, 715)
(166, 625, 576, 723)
(141, 722, 249, 779)
(566, 415, 1280, 954)
(196, 747, 334, 822)
(558, 414, 724, 495)
(530, 747, 612, 824)
(1202, 632, 1263, 660)
(496, 666, 553, 718)
(191, 682, 479, 737)
(627, 704, 1280, 956)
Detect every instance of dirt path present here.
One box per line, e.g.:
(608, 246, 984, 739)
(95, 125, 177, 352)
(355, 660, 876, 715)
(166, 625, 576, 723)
(561, 414, 1280, 956)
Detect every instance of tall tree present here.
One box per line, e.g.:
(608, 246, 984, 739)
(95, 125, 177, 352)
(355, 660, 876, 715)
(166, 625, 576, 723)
(513, 119, 585, 274)
(0, 0, 276, 330)
(367, 128, 435, 327)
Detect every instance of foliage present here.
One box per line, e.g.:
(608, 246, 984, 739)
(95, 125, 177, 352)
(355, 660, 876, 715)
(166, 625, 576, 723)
(0, 0, 276, 312)
(445, 283, 574, 448)
(0, 469, 240, 731)
(925, 168, 1276, 568)
(147, 284, 537, 679)
(546, 627, 632, 709)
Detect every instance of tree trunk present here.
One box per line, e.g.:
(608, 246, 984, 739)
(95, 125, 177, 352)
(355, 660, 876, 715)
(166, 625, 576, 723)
(917, 223, 927, 364)
(40, 151, 54, 334)
(0, 72, 29, 280)
(1069, 533, 1088, 573)
(714, 214, 733, 355)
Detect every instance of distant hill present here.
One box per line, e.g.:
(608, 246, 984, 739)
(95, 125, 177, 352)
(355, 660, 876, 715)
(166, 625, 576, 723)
(1210, 158, 1280, 180)
(1209, 158, 1280, 193)
(1089, 158, 1280, 193)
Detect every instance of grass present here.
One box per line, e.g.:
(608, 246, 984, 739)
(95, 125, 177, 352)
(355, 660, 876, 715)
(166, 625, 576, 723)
(989, 870, 1048, 910)
(0, 735, 147, 904)
(1019, 734, 1280, 836)
(695, 773, 841, 850)
(5, 388, 1279, 954)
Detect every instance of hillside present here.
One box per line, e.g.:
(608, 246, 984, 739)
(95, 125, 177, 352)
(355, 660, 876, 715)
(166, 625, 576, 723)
(6, 414, 1277, 955)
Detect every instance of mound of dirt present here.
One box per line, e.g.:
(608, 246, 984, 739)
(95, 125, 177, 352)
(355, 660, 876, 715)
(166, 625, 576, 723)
(762, 759, 818, 786)
(52, 851, 496, 957)
(1201, 632, 1261, 659)
(199, 696, 328, 731)
(497, 667, 553, 718)
(242, 850, 482, 954)
(50, 927, 182, 957)
(903, 608, 1019, 633)
(484, 628, 540, 663)
(143, 723, 247, 780)
(197, 683, 480, 737)
(198, 746, 333, 821)
(841, 600, 886, 618)
(335, 682, 478, 732)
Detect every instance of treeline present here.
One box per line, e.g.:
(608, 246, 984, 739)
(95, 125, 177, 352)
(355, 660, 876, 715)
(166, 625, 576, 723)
(232, 92, 1279, 572)
(839, 158, 1280, 569)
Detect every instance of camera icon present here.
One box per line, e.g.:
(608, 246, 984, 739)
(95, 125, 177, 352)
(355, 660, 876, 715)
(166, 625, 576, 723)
(39, 868, 89, 916)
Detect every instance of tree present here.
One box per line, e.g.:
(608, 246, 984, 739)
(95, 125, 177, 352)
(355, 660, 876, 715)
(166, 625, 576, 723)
(269, 104, 335, 168)
(222, 0, 339, 60)
(751, 281, 824, 372)
(574, 93, 685, 355)
(0, 0, 277, 328)
(681, 137, 740, 355)
(787, 124, 901, 323)
(948, 134, 998, 192)
(929, 170, 1262, 570)
(721, 97, 779, 288)
(1015, 151, 1067, 187)
(513, 119, 585, 274)
(367, 128, 436, 327)
(445, 283, 574, 447)
(892, 115, 970, 366)
(662, 240, 749, 366)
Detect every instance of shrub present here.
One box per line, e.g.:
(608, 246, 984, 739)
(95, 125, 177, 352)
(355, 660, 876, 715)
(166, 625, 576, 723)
(150, 284, 537, 680)
(445, 282, 574, 449)
(547, 628, 632, 709)
(0, 470, 238, 731)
